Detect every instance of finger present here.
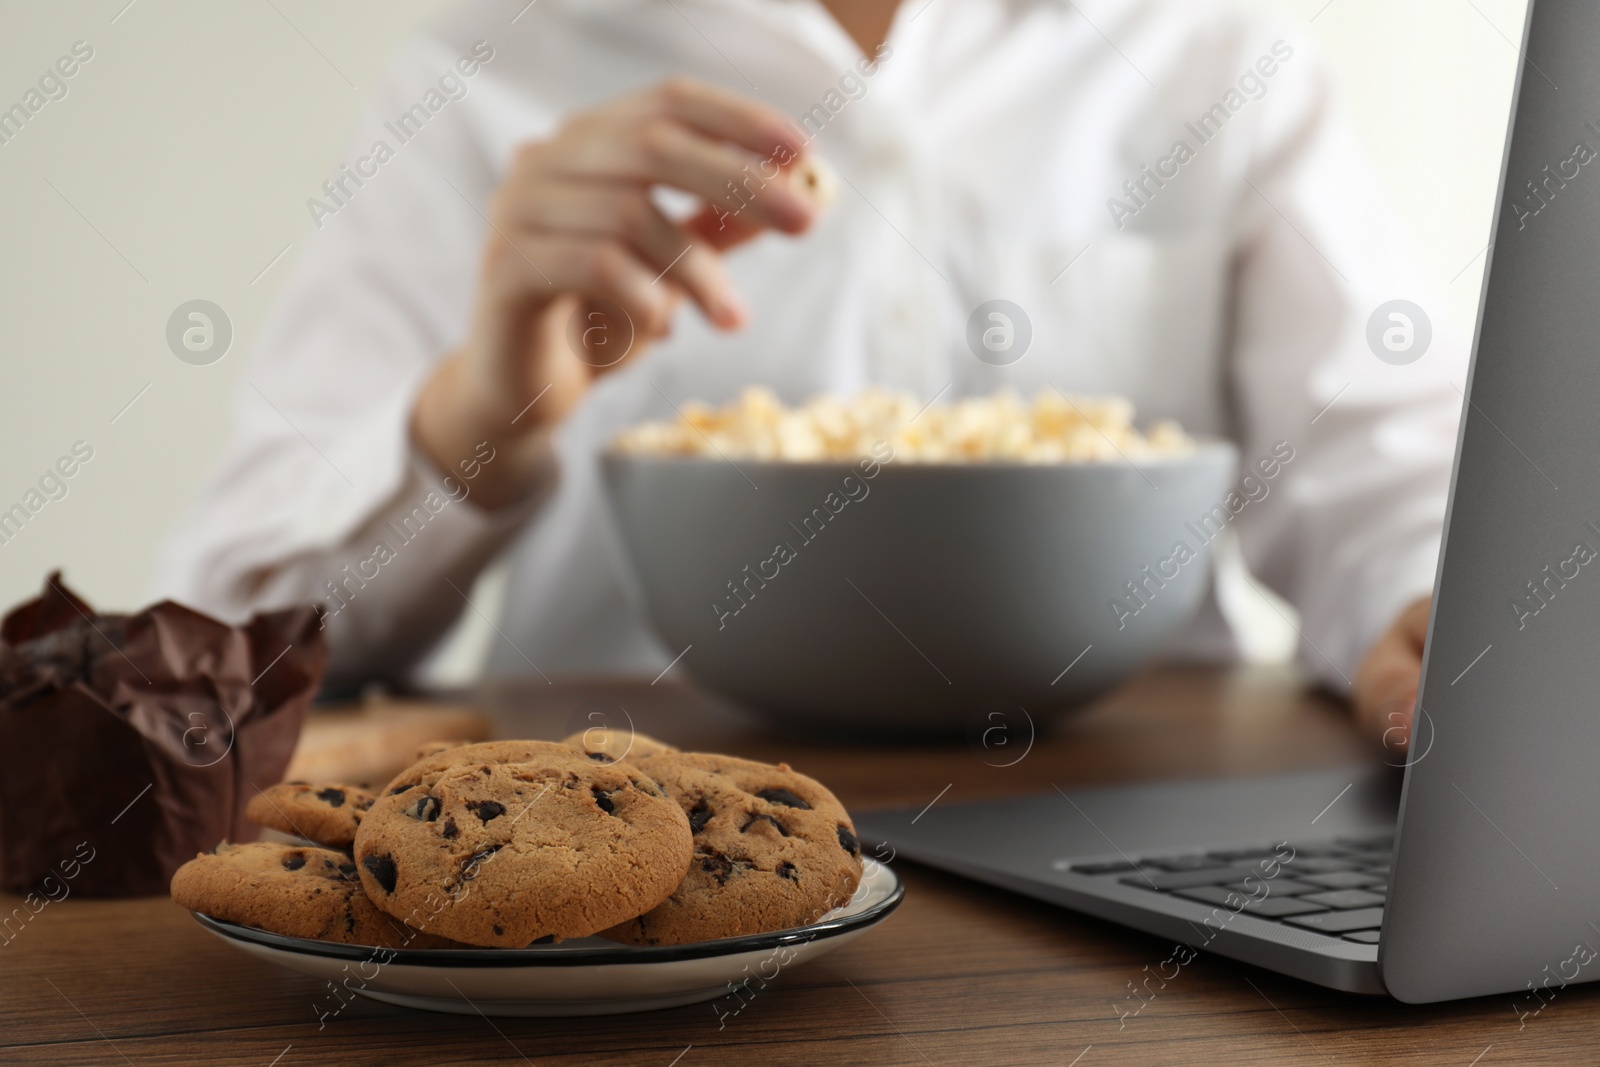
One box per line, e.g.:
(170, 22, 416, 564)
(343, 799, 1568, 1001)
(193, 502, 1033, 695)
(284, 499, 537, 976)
(649, 76, 807, 161)
(1360, 631, 1423, 699)
(481, 232, 681, 339)
(1355, 630, 1424, 751)
(1372, 691, 1416, 758)
(540, 119, 814, 232)
(1356, 637, 1421, 715)
(579, 288, 688, 380)
(497, 184, 746, 328)
(1398, 596, 1432, 650)
(633, 120, 813, 231)
(684, 202, 766, 251)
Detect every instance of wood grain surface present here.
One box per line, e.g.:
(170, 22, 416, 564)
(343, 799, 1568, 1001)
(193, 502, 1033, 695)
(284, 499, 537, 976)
(282, 698, 492, 787)
(2, 666, 1587, 1066)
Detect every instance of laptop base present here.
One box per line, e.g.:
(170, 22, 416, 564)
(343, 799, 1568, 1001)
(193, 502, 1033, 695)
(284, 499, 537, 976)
(854, 765, 1400, 995)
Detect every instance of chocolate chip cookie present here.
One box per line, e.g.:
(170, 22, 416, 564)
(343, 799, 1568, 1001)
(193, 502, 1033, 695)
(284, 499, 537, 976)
(355, 741, 692, 947)
(562, 727, 676, 765)
(393, 740, 568, 782)
(412, 739, 472, 762)
(246, 782, 375, 848)
(600, 753, 863, 946)
(169, 842, 454, 948)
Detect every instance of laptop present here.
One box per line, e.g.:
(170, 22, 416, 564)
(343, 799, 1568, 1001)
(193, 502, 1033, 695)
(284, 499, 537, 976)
(854, 0, 1600, 1003)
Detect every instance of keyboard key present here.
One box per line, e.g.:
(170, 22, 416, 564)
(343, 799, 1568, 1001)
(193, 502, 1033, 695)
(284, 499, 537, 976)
(1206, 847, 1279, 862)
(1299, 871, 1384, 890)
(1150, 854, 1233, 871)
(1120, 866, 1259, 891)
(1250, 896, 1333, 917)
(1285, 907, 1385, 933)
(1336, 834, 1395, 850)
(1225, 877, 1324, 897)
(1176, 887, 1329, 916)
(1301, 889, 1387, 910)
(1069, 860, 1139, 875)
(1282, 858, 1359, 873)
(1173, 886, 1254, 906)
(1174, 886, 1330, 917)
(1343, 930, 1383, 944)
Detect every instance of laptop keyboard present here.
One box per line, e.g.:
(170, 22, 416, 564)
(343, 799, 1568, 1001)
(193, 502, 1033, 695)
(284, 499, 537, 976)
(1068, 832, 1393, 945)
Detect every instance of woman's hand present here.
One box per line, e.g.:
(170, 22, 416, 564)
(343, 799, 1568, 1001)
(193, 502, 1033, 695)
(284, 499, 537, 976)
(412, 77, 819, 508)
(1353, 595, 1432, 758)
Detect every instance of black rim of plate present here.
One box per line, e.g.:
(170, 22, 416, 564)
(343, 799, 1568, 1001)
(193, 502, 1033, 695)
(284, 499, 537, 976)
(190, 863, 903, 968)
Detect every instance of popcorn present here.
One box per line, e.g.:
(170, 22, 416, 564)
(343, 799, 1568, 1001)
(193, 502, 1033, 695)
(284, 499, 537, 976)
(613, 387, 1195, 463)
(793, 155, 838, 208)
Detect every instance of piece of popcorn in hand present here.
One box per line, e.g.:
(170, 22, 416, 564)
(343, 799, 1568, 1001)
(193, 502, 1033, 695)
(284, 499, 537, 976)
(792, 154, 838, 209)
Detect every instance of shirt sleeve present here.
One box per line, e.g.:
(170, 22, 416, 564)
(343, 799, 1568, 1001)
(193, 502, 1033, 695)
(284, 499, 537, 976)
(1225, 36, 1467, 690)
(150, 34, 553, 690)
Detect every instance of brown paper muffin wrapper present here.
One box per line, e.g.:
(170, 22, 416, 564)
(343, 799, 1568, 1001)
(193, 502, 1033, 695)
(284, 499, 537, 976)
(0, 573, 326, 897)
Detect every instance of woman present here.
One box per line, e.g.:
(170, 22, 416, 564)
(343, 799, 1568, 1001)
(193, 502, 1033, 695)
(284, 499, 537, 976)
(156, 0, 1456, 751)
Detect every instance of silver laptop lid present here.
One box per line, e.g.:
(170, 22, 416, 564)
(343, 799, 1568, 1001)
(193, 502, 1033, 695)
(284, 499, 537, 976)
(1381, 0, 1600, 1003)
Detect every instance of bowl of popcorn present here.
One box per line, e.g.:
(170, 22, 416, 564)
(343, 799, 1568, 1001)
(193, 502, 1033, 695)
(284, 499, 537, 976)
(602, 388, 1236, 737)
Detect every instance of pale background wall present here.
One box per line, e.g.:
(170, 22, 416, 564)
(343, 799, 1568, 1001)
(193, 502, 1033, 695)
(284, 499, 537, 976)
(0, 0, 1529, 677)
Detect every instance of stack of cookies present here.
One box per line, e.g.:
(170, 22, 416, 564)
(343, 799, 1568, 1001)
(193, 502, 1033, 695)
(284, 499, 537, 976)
(170, 732, 864, 949)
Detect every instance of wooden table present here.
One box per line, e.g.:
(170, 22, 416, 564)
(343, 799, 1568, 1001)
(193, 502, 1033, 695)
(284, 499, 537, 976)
(3, 665, 1590, 1065)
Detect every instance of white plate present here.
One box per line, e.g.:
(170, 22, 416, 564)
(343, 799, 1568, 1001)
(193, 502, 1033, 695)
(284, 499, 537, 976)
(192, 861, 902, 1017)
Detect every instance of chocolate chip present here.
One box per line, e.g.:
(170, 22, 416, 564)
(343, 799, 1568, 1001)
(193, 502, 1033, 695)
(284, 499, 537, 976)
(389, 784, 415, 796)
(336, 861, 358, 880)
(755, 788, 811, 810)
(353, 796, 375, 812)
(688, 799, 713, 834)
(405, 795, 441, 822)
(314, 787, 346, 808)
(587, 751, 613, 762)
(592, 787, 617, 815)
(776, 861, 797, 881)
(493, 924, 504, 936)
(442, 816, 459, 839)
(363, 854, 398, 894)
(461, 845, 500, 881)
(282, 852, 306, 871)
(698, 851, 751, 886)
(466, 799, 506, 822)
(741, 813, 789, 836)
(837, 825, 860, 857)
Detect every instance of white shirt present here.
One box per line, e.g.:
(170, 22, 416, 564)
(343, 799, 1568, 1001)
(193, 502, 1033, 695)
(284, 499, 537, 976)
(154, 0, 1464, 693)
